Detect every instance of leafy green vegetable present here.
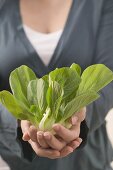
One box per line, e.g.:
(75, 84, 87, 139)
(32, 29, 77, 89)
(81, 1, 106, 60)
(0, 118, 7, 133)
(0, 90, 35, 123)
(77, 64, 113, 94)
(9, 65, 37, 110)
(0, 63, 113, 132)
(49, 67, 81, 101)
(70, 63, 81, 75)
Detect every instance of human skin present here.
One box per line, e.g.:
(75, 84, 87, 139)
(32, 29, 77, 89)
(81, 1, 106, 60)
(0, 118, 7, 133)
(21, 108, 86, 159)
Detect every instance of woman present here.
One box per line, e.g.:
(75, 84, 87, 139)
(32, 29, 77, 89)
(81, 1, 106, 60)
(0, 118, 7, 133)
(0, 0, 86, 167)
(0, 0, 113, 170)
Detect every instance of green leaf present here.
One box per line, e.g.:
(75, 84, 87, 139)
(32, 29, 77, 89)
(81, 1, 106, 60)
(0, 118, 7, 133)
(62, 90, 100, 122)
(46, 81, 63, 118)
(27, 79, 38, 105)
(1, 63, 113, 132)
(28, 78, 48, 114)
(9, 65, 37, 109)
(49, 67, 81, 100)
(39, 107, 55, 131)
(36, 79, 48, 112)
(30, 105, 43, 122)
(70, 63, 81, 75)
(0, 90, 28, 120)
(42, 74, 49, 84)
(77, 64, 113, 94)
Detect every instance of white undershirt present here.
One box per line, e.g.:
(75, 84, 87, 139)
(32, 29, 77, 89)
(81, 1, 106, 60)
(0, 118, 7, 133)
(23, 25, 63, 66)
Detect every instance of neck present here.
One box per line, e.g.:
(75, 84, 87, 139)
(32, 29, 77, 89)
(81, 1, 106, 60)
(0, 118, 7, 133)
(20, 0, 73, 33)
(21, 0, 69, 9)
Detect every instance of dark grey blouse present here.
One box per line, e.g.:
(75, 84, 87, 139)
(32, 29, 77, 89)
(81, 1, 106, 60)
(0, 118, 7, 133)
(0, 0, 113, 170)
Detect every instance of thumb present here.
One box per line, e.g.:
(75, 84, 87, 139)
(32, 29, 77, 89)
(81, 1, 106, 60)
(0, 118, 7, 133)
(71, 107, 86, 125)
(21, 120, 31, 141)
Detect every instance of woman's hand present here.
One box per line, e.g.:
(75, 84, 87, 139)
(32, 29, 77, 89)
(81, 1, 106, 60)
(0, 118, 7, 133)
(21, 107, 86, 159)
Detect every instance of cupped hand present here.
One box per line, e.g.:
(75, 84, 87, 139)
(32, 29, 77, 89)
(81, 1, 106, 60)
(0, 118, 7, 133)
(21, 107, 86, 159)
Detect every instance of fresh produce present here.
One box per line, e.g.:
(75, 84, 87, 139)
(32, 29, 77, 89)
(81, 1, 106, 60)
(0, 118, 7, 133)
(0, 63, 113, 132)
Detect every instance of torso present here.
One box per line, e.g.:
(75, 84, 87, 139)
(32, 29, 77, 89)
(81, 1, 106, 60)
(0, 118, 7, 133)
(0, 0, 103, 89)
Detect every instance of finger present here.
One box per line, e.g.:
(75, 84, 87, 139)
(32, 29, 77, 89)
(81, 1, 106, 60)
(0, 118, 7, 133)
(43, 131, 66, 150)
(37, 131, 49, 148)
(28, 125, 38, 142)
(53, 123, 80, 143)
(38, 148, 60, 159)
(60, 146, 73, 158)
(21, 120, 31, 141)
(22, 132, 30, 141)
(70, 116, 78, 125)
(29, 140, 60, 159)
(21, 120, 31, 134)
(71, 107, 86, 125)
(75, 107, 86, 122)
(68, 138, 82, 150)
(28, 139, 40, 149)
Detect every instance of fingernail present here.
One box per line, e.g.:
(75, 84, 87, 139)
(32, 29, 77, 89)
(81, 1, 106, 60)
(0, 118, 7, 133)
(38, 134, 43, 139)
(68, 149, 73, 153)
(44, 134, 51, 140)
(22, 134, 28, 141)
(79, 138, 83, 143)
(53, 125, 60, 131)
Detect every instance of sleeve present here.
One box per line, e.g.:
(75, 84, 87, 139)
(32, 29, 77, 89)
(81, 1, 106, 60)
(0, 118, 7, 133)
(0, 103, 22, 157)
(85, 0, 113, 132)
